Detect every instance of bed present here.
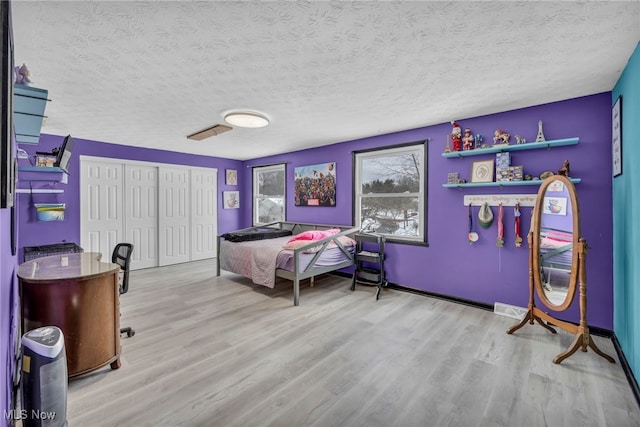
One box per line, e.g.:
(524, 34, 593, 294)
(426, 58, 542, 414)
(216, 222, 359, 305)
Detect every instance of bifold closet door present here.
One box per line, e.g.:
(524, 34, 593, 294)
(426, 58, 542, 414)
(81, 160, 124, 261)
(82, 159, 218, 269)
(158, 166, 191, 266)
(190, 168, 218, 261)
(125, 164, 158, 269)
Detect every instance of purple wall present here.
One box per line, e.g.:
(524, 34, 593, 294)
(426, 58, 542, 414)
(244, 93, 614, 329)
(16, 135, 243, 260)
(0, 208, 18, 425)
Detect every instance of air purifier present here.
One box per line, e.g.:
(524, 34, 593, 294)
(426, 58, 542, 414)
(21, 326, 68, 427)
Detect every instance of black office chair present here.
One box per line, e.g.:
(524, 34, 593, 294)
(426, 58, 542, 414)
(112, 243, 135, 337)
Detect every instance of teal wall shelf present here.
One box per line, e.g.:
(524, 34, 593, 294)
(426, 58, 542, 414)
(18, 166, 67, 186)
(14, 84, 49, 145)
(18, 166, 64, 173)
(442, 178, 581, 188)
(16, 188, 64, 194)
(441, 137, 579, 158)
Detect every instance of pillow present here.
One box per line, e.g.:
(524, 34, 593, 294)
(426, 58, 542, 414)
(283, 240, 314, 250)
(283, 234, 356, 252)
(286, 228, 341, 243)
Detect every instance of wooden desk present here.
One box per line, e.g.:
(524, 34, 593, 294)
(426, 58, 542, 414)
(18, 252, 121, 377)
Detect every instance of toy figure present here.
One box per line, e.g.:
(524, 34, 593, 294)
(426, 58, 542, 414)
(493, 129, 510, 145)
(462, 128, 474, 150)
(451, 121, 462, 151)
(475, 134, 484, 148)
(14, 63, 32, 85)
(558, 160, 570, 176)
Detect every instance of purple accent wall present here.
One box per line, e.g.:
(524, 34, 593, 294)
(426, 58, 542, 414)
(16, 134, 243, 261)
(244, 93, 614, 329)
(0, 208, 18, 424)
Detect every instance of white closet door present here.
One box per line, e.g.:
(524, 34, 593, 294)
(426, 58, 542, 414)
(80, 160, 124, 261)
(125, 164, 158, 270)
(158, 166, 191, 266)
(190, 168, 218, 261)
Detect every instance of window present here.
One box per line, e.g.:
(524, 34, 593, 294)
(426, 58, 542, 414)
(353, 141, 427, 244)
(253, 163, 286, 225)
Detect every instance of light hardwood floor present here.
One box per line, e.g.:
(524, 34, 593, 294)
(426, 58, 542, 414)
(67, 260, 640, 427)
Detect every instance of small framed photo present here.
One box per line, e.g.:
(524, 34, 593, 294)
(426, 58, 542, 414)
(471, 159, 494, 183)
(612, 96, 622, 178)
(226, 169, 238, 186)
(223, 191, 239, 209)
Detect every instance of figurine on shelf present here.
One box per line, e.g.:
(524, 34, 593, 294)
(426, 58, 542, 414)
(535, 120, 546, 142)
(14, 63, 32, 85)
(451, 121, 462, 151)
(493, 129, 510, 145)
(558, 159, 570, 176)
(462, 128, 474, 150)
(515, 135, 526, 144)
(444, 134, 451, 153)
(474, 134, 484, 149)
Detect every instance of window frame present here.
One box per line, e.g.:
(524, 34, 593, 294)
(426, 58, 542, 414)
(252, 163, 286, 226)
(352, 140, 428, 245)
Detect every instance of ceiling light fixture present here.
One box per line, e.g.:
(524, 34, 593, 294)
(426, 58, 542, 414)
(224, 111, 270, 128)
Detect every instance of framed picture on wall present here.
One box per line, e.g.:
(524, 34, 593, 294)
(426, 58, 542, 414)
(223, 190, 239, 209)
(294, 162, 336, 206)
(1, 1, 15, 209)
(612, 95, 622, 178)
(225, 169, 237, 186)
(543, 196, 567, 216)
(470, 159, 494, 183)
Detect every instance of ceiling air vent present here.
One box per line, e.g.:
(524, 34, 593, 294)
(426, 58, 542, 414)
(187, 124, 232, 141)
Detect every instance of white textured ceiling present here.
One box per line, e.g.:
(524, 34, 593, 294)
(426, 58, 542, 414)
(10, 1, 640, 161)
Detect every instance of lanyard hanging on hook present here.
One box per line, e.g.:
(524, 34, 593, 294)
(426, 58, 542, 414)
(468, 203, 478, 245)
(496, 203, 504, 247)
(514, 202, 522, 247)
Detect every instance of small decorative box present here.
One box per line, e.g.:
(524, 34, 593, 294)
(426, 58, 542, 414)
(496, 152, 510, 169)
(447, 172, 460, 184)
(509, 165, 524, 181)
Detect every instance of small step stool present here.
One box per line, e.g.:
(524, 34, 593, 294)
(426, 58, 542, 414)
(351, 232, 387, 300)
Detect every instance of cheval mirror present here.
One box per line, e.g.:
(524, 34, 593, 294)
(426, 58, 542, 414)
(507, 174, 615, 364)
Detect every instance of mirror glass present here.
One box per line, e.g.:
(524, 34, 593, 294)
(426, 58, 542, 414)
(533, 176, 579, 310)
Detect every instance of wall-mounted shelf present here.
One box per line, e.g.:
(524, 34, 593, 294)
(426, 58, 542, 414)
(18, 166, 67, 185)
(18, 166, 64, 173)
(16, 188, 64, 194)
(441, 137, 579, 158)
(443, 178, 581, 188)
(14, 85, 50, 145)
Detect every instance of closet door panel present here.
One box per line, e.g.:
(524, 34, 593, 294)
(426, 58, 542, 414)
(81, 161, 124, 261)
(125, 164, 158, 270)
(190, 168, 218, 261)
(158, 166, 191, 266)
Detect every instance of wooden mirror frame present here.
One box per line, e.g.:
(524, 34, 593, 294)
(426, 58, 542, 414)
(507, 175, 615, 364)
(531, 174, 580, 311)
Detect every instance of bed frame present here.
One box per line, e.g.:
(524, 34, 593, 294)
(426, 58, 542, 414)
(540, 228, 573, 271)
(216, 221, 359, 305)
